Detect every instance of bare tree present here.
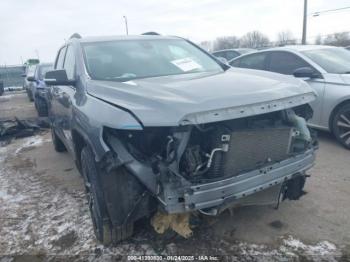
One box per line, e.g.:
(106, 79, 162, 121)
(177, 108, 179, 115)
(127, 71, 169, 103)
(240, 31, 270, 49)
(277, 30, 296, 46)
(324, 32, 350, 47)
(213, 36, 240, 51)
(199, 41, 213, 52)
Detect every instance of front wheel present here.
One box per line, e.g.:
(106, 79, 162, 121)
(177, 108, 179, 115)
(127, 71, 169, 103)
(81, 146, 135, 245)
(332, 103, 350, 149)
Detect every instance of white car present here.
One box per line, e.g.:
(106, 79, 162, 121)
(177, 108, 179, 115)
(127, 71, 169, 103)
(230, 45, 350, 149)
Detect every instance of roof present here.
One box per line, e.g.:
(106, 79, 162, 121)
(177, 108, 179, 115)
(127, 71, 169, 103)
(70, 35, 180, 44)
(266, 45, 336, 52)
(213, 48, 255, 52)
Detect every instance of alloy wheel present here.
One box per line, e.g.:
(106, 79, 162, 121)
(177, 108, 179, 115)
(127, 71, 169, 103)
(334, 108, 350, 148)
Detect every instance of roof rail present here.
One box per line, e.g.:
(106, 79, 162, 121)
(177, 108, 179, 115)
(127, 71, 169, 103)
(141, 32, 161, 35)
(69, 33, 82, 39)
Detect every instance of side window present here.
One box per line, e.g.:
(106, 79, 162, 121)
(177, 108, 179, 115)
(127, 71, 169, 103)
(64, 45, 76, 80)
(55, 47, 67, 69)
(268, 51, 309, 75)
(237, 53, 268, 70)
(225, 51, 239, 61)
(213, 51, 224, 58)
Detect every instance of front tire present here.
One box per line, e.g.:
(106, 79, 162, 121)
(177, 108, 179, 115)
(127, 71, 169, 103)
(332, 103, 350, 149)
(81, 146, 135, 245)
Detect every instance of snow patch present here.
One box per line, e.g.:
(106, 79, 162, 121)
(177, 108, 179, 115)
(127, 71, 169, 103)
(15, 136, 50, 154)
(283, 236, 337, 256)
(0, 134, 344, 260)
(225, 236, 340, 261)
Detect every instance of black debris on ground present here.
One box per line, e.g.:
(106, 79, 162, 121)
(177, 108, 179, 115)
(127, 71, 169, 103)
(0, 117, 50, 145)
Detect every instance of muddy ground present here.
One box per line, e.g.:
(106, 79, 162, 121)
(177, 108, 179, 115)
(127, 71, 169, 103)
(0, 92, 349, 261)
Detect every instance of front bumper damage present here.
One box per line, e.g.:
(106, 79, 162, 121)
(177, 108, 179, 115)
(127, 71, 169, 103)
(162, 149, 315, 214)
(106, 133, 316, 215)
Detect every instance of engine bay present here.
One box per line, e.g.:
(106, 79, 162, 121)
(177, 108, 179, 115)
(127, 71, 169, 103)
(108, 105, 316, 183)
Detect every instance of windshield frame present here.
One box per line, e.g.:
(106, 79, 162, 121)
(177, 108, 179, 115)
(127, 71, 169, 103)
(81, 38, 225, 82)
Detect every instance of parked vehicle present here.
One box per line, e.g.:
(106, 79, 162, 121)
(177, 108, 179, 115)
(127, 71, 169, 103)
(45, 34, 317, 245)
(0, 77, 4, 96)
(27, 63, 53, 116)
(229, 45, 350, 149)
(24, 59, 40, 66)
(212, 48, 255, 61)
(22, 64, 37, 101)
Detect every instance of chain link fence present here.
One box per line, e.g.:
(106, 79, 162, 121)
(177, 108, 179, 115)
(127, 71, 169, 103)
(0, 65, 25, 88)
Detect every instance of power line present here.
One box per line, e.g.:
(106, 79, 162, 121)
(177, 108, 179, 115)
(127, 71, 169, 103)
(310, 6, 350, 16)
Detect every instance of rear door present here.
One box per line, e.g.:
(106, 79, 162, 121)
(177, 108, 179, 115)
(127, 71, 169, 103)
(266, 51, 325, 126)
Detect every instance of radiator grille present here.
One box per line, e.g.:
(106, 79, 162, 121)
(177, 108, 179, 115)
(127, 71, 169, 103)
(223, 127, 293, 176)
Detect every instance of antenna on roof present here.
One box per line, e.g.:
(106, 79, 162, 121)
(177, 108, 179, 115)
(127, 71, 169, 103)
(69, 33, 82, 39)
(141, 32, 160, 35)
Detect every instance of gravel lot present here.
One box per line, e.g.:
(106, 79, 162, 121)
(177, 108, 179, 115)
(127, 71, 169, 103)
(0, 92, 349, 261)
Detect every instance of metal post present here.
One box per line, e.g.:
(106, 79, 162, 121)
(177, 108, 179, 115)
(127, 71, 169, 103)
(302, 0, 307, 45)
(123, 16, 129, 35)
(35, 49, 40, 59)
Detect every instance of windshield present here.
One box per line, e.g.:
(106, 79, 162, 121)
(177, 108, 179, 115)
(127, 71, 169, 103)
(83, 39, 223, 81)
(302, 48, 350, 74)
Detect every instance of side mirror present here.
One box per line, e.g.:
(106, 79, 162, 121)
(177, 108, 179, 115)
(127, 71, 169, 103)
(293, 67, 321, 79)
(27, 76, 35, 82)
(44, 69, 75, 86)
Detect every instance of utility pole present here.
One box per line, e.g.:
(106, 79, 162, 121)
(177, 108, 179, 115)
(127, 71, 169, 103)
(35, 49, 40, 60)
(302, 0, 308, 45)
(123, 16, 129, 35)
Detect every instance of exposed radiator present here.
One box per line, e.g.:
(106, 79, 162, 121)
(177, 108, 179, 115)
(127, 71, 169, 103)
(223, 127, 294, 176)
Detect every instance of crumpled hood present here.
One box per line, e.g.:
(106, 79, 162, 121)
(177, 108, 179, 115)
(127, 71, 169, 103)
(87, 68, 316, 127)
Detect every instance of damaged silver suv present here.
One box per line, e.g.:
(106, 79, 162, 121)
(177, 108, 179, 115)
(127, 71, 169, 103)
(45, 33, 317, 245)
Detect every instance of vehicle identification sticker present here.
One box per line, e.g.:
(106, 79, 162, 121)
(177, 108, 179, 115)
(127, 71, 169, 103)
(171, 58, 202, 72)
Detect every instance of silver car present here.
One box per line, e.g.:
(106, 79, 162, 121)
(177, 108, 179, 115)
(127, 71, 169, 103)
(229, 45, 350, 149)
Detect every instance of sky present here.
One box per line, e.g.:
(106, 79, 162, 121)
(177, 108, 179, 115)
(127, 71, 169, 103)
(0, 0, 349, 65)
